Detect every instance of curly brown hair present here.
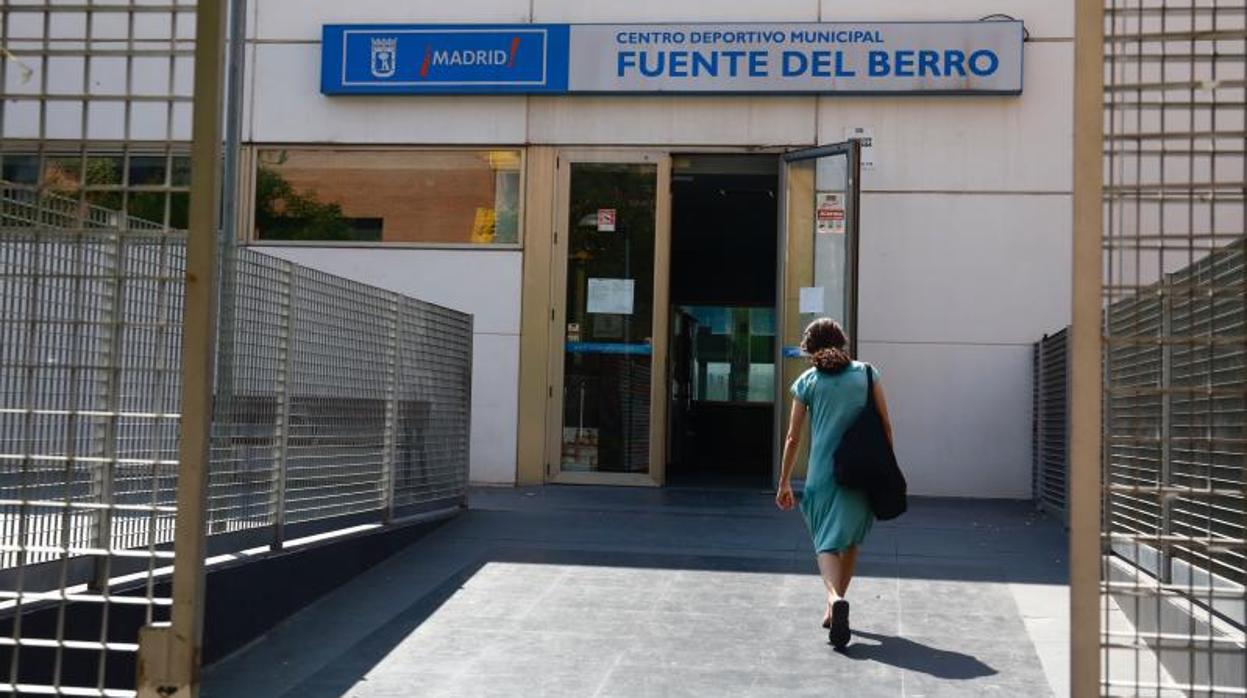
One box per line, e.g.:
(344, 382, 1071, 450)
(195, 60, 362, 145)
(800, 318, 851, 373)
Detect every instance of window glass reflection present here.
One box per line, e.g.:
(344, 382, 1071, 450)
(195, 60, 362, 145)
(677, 305, 775, 404)
(253, 149, 522, 245)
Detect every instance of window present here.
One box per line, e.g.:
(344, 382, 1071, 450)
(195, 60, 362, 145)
(252, 149, 522, 246)
(0, 150, 191, 230)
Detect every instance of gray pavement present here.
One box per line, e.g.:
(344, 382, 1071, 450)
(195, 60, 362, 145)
(203, 486, 1069, 697)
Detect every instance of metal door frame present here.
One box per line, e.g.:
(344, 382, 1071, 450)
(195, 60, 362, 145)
(772, 141, 863, 487)
(546, 149, 672, 487)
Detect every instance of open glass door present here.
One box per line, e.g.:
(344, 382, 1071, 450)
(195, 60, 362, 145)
(774, 141, 862, 485)
(548, 151, 671, 486)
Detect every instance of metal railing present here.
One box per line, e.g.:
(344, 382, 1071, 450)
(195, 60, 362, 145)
(1045, 243, 1247, 580)
(210, 244, 473, 543)
(1106, 239, 1246, 587)
(1033, 328, 1070, 523)
(2, 2, 248, 693)
(1043, 237, 1246, 695)
(0, 184, 472, 695)
(1102, 238, 1246, 697)
(1090, 1, 1247, 693)
(0, 187, 168, 234)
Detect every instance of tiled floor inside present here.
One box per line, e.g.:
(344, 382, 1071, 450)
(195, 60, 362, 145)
(203, 486, 1069, 697)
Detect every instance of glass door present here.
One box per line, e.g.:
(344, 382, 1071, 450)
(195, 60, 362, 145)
(774, 141, 862, 484)
(548, 151, 671, 485)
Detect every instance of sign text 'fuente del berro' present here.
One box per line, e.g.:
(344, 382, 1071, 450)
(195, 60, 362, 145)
(321, 22, 1024, 95)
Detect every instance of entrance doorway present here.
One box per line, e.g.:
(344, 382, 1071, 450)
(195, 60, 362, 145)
(542, 144, 860, 488)
(667, 155, 779, 488)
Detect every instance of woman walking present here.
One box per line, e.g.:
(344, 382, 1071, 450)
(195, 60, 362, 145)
(775, 318, 894, 650)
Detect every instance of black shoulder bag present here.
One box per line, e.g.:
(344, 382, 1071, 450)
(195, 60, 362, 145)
(832, 365, 908, 521)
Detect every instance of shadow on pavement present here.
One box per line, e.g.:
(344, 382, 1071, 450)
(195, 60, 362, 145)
(275, 559, 489, 698)
(843, 630, 998, 680)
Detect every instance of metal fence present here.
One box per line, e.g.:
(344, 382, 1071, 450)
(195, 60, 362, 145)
(1101, 240, 1246, 696)
(0, 2, 475, 694)
(1033, 328, 1070, 523)
(1096, 0, 1247, 694)
(1043, 241, 1246, 694)
(0, 184, 472, 695)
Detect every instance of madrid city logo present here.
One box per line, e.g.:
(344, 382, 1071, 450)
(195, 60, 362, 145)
(367, 34, 523, 81)
(370, 37, 397, 78)
(420, 36, 523, 78)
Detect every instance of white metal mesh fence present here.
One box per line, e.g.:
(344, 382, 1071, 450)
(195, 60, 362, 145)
(2, 1, 472, 694)
(1034, 328, 1070, 523)
(0, 0, 195, 232)
(1101, 0, 1246, 694)
(0, 184, 471, 694)
(394, 304, 473, 508)
(0, 195, 182, 696)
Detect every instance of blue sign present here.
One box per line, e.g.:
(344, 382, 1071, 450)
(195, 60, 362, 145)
(322, 22, 1024, 96)
(565, 342, 654, 356)
(322, 24, 570, 94)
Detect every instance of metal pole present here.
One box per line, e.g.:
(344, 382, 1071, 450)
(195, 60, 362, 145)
(1033, 337, 1045, 513)
(272, 265, 294, 550)
(1158, 283, 1173, 584)
(462, 315, 473, 504)
(381, 297, 400, 524)
(211, 0, 248, 529)
(136, 0, 227, 694)
(219, 0, 247, 259)
(1070, 0, 1105, 695)
(90, 232, 125, 592)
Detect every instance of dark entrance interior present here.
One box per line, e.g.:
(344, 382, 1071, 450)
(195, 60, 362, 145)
(667, 155, 778, 489)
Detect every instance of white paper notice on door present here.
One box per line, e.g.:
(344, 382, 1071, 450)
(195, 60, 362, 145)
(587, 278, 635, 315)
(799, 287, 825, 314)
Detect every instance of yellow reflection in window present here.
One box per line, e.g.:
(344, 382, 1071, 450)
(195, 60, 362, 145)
(471, 207, 496, 244)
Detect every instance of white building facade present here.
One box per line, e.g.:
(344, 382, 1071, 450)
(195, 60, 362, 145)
(241, 1, 1073, 497)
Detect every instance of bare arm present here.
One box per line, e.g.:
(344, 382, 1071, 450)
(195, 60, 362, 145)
(780, 399, 806, 484)
(775, 399, 807, 510)
(872, 380, 895, 447)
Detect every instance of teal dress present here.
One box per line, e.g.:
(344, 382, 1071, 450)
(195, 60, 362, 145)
(790, 361, 878, 554)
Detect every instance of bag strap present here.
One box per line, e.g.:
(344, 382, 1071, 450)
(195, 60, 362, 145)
(864, 362, 875, 408)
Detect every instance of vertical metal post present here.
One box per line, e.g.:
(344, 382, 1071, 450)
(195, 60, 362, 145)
(271, 266, 294, 550)
(1158, 284, 1173, 583)
(1034, 337, 1045, 511)
(381, 297, 400, 523)
(90, 232, 125, 592)
(136, 0, 227, 695)
(1061, 335, 1071, 525)
(213, 0, 247, 468)
(219, 0, 247, 255)
(462, 315, 474, 507)
(1070, 0, 1105, 695)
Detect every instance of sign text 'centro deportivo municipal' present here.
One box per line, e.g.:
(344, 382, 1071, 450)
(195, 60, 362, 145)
(321, 22, 1024, 95)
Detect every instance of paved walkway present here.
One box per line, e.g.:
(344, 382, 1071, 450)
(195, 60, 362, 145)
(203, 487, 1069, 697)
